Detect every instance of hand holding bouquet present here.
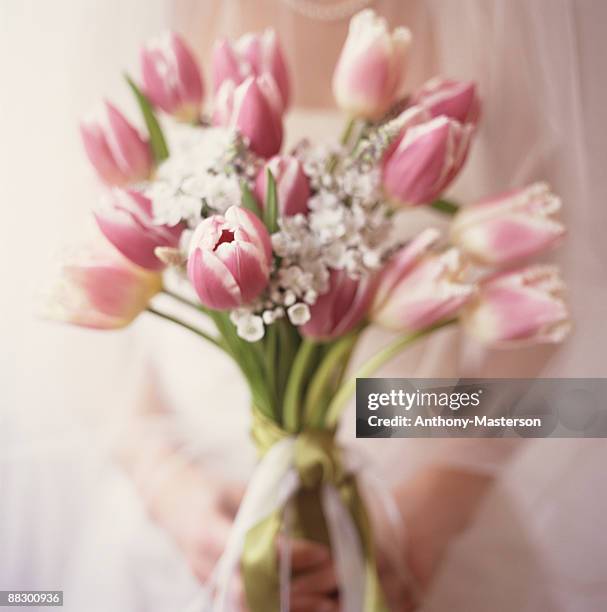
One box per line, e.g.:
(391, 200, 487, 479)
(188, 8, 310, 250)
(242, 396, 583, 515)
(44, 10, 570, 611)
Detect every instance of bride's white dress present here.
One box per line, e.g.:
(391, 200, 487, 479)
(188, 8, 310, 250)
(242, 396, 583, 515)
(2, 1, 607, 611)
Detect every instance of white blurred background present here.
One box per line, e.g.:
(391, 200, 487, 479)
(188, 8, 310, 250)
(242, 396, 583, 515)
(0, 0, 172, 589)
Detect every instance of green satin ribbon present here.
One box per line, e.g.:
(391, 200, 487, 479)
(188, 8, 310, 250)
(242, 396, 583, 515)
(243, 409, 389, 612)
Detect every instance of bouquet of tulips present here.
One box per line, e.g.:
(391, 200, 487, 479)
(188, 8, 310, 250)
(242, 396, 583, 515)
(44, 9, 571, 611)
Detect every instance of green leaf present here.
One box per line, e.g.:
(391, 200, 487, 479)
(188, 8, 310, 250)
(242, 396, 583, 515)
(264, 168, 278, 233)
(125, 74, 169, 163)
(429, 198, 460, 215)
(240, 180, 263, 219)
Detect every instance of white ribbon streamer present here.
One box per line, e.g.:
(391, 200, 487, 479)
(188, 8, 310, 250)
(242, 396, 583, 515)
(322, 485, 366, 612)
(213, 438, 299, 611)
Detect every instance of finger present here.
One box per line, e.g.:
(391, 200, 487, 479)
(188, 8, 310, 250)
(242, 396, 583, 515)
(218, 483, 246, 518)
(290, 595, 337, 612)
(191, 512, 233, 564)
(291, 563, 337, 596)
(378, 564, 419, 612)
(190, 554, 215, 584)
(278, 537, 331, 571)
(232, 576, 249, 612)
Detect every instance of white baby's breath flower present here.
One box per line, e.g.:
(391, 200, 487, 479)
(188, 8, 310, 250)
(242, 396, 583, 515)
(310, 207, 346, 242)
(235, 314, 265, 342)
(362, 249, 382, 268)
(145, 124, 259, 228)
(182, 173, 241, 213)
(283, 290, 296, 307)
(230, 308, 252, 325)
(287, 303, 311, 326)
(303, 289, 318, 304)
(271, 233, 290, 257)
(324, 241, 347, 269)
(262, 310, 275, 325)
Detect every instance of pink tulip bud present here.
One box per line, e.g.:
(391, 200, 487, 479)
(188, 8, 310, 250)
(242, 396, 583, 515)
(40, 243, 162, 329)
(411, 77, 481, 126)
(462, 265, 571, 345)
(141, 32, 204, 122)
(451, 183, 565, 267)
(213, 75, 283, 158)
(187, 206, 272, 310)
(254, 156, 310, 216)
(80, 102, 153, 187)
(94, 189, 184, 271)
(382, 115, 473, 206)
(371, 229, 474, 331)
(332, 9, 411, 120)
(301, 270, 374, 340)
(212, 29, 290, 110)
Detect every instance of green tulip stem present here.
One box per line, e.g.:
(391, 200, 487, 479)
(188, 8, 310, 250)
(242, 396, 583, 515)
(146, 306, 224, 350)
(282, 338, 319, 433)
(324, 319, 457, 427)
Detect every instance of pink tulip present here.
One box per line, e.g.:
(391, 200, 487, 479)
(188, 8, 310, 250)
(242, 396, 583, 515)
(301, 270, 374, 340)
(451, 183, 565, 267)
(382, 115, 473, 206)
(371, 229, 474, 331)
(40, 243, 162, 329)
(187, 206, 272, 310)
(254, 156, 310, 216)
(332, 9, 411, 120)
(212, 29, 290, 110)
(462, 265, 570, 345)
(213, 75, 283, 158)
(80, 102, 153, 187)
(141, 32, 204, 122)
(94, 189, 184, 271)
(411, 77, 481, 126)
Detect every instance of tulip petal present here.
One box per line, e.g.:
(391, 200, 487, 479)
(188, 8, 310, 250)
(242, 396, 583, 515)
(383, 118, 453, 205)
(188, 248, 242, 310)
(216, 241, 269, 303)
(225, 205, 272, 264)
(301, 270, 372, 339)
(412, 78, 481, 126)
(255, 155, 310, 217)
(94, 209, 163, 271)
(105, 102, 152, 180)
(212, 39, 246, 92)
(213, 30, 290, 110)
(463, 265, 571, 345)
(372, 245, 474, 332)
(141, 32, 204, 120)
(221, 76, 283, 158)
(332, 9, 411, 120)
(80, 121, 127, 186)
(95, 189, 183, 271)
(452, 183, 565, 266)
(372, 228, 440, 312)
(41, 245, 161, 329)
(172, 33, 204, 106)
